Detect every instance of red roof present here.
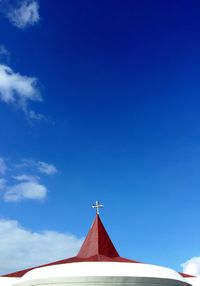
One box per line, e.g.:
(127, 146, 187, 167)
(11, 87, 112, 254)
(178, 272, 196, 278)
(2, 214, 196, 279)
(3, 215, 138, 277)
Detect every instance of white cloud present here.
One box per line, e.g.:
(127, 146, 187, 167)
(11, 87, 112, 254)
(182, 257, 200, 276)
(0, 158, 57, 202)
(0, 64, 40, 104)
(4, 181, 47, 202)
(16, 159, 58, 175)
(28, 110, 45, 120)
(7, 0, 40, 29)
(13, 174, 39, 182)
(0, 157, 7, 175)
(0, 218, 83, 274)
(0, 64, 43, 119)
(37, 161, 58, 175)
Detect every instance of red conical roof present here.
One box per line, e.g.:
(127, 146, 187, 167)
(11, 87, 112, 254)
(77, 214, 119, 258)
(2, 213, 196, 280)
(2, 214, 138, 278)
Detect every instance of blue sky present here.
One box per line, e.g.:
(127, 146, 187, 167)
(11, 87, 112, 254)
(0, 0, 200, 275)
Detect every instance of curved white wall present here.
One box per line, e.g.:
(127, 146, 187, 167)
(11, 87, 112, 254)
(11, 275, 191, 286)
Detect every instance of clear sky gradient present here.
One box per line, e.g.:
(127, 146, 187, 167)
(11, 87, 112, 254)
(0, 0, 200, 274)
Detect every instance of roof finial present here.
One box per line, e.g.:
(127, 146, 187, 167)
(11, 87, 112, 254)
(92, 201, 103, 215)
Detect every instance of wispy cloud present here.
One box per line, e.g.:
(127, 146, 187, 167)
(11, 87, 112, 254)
(16, 159, 58, 176)
(0, 157, 7, 175)
(4, 179, 47, 202)
(7, 0, 40, 29)
(0, 158, 58, 202)
(182, 257, 200, 276)
(37, 161, 58, 175)
(13, 174, 39, 182)
(0, 64, 44, 120)
(0, 218, 83, 274)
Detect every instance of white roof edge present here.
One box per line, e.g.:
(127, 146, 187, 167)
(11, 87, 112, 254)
(184, 276, 200, 286)
(21, 262, 187, 282)
(0, 277, 21, 286)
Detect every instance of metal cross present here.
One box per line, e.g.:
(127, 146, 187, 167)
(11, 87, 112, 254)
(92, 201, 103, 215)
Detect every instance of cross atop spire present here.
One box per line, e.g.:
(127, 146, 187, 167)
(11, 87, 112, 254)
(92, 201, 103, 215)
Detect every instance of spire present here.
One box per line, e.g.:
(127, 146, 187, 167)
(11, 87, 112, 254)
(77, 214, 119, 258)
